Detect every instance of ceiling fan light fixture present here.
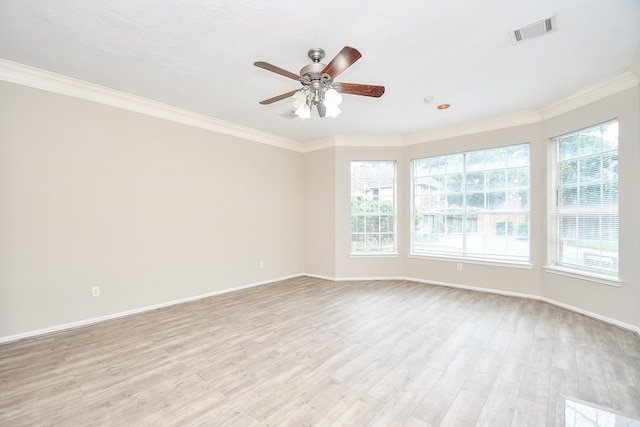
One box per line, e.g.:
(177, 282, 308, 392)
(290, 91, 306, 109)
(255, 46, 385, 119)
(324, 88, 342, 107)
(294, 104, 311, 119)
(325, 104, 341, 118)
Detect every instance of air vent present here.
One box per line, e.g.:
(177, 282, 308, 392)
(511, 16, 556, 44)
(280, 110, 297, 119)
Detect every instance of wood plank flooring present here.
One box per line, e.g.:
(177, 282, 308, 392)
(1, 276, 640, 426)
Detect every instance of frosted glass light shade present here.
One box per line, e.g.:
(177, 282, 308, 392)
(324, 88, 342, 107)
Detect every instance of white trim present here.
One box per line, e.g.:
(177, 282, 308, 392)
(2, 272, 638, 343)
(333, 276, 407, 282)
(540, 71, 638, 120)
(538, 295, 636, 334)
(543, 265, 621, 287)
(1, 60, 637, 152)
(405, 276, 539, 300)
(403, 109, 542, 146)
(310, 274, 638, 335)
(0, 273, 302, 345)
(0, 59, 303, 153)
(408, 254, 533, 270)
(350, 253, 400, 258)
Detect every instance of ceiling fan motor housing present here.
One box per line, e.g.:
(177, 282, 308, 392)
(300, 63, 330, 81)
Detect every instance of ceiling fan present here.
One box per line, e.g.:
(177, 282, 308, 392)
(254, 46, 385, 118)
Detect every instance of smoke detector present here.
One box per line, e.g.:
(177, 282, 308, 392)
(510, 16, 557, 44)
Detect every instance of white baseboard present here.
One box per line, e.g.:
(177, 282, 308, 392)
(2, 272, 638, 343)
(0, 273, 303, 344)
(331, 275, 640, 336)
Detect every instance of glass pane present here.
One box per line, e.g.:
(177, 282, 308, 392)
(559, 215, 577, 239)
(466, 172, 485, 191)
(352, 215, 365, 233)
(413, 158, 431, 178)
(466, 151, 485, 172)
(579, 184, 602, 206)
(579, 128, 602, 156)
(560, 160, 578, 184)
(602, 183, 618, 205)
(430, 156, 448, 175)
(380, 233, 394, 248)
(466, 213, 529, 260)
(511, 191, 530, 210)
(602, 121, 619, 151)
(446, 194, 464, 210)
(366, 216, 380, 232)
(560, 187, 578, 207)
(466, 193, 485, 210)
(507, 144, 529, 167)
(602, 152, 618, 180)
(560, 134, 579, 160)
(579, 156, 602, 182)
(487, 191, 506, 210)
(380, 215, 392, 232)
(366, 234, 380, 249)
(487, 170, 506, 190)
(508, 167, 529, 189)
(486, 147, 508, 170)
(352, 234, 365, 251)
(445, 174, 463, 192)
(445, 154, 464, 173)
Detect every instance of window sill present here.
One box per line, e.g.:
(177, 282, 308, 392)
(350, 252, 399, 259)
(543, 265, 621, 287)
(408, 254, 533, 269)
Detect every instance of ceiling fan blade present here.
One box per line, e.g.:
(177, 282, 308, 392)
(254, 61, 300, 81)
(332, 82, 385, 98)
(259, 90, 298, 105)
(322, 46, 362, 80)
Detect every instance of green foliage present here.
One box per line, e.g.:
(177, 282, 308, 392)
(495, 220, 514, 236)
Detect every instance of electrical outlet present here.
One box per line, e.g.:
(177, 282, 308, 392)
(259, 261, 264, 269)
(456, 263, 463, 271)
(92, 286, 100, 297)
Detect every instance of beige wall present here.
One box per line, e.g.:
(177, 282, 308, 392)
(540, 88, 640, 329)
(0, 82, 304, 338)
(402, 124, 543, 297)
(334, 146, 405, 279)
(303, 148, 336, 278)
(305, 89, 639, 331)
(1, 80, 638, 340)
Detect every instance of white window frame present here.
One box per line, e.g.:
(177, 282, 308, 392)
(545, 120, 619, 285)
(410, 144, 531, 264)
(350, 160, 397, 255)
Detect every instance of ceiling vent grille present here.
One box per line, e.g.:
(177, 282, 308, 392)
(511, 16, 556, 44)
(280, 110, 298, 119)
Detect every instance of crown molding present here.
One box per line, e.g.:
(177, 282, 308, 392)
(540, 71, 638, 121)
(0, 59, 304, 153)
(403, 71, 638, 146)
(403, 109, 542, 146)
(1, 59, 637, 152)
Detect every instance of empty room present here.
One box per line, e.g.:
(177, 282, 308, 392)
(1, 0, 640, 425)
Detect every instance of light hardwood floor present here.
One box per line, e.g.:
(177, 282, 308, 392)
(1, 276, 640, 426)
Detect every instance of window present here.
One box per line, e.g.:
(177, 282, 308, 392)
(552, 121, 618, 276)
(411, 144, 530, 262)
(351, 161, 396, 254)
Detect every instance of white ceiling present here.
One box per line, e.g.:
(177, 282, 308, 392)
(1, 0, 639, 143)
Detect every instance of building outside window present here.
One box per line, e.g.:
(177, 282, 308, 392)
(411, 144, 530, 262)
(552, 120, 618, 277)
(351, 161, 396, 254)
